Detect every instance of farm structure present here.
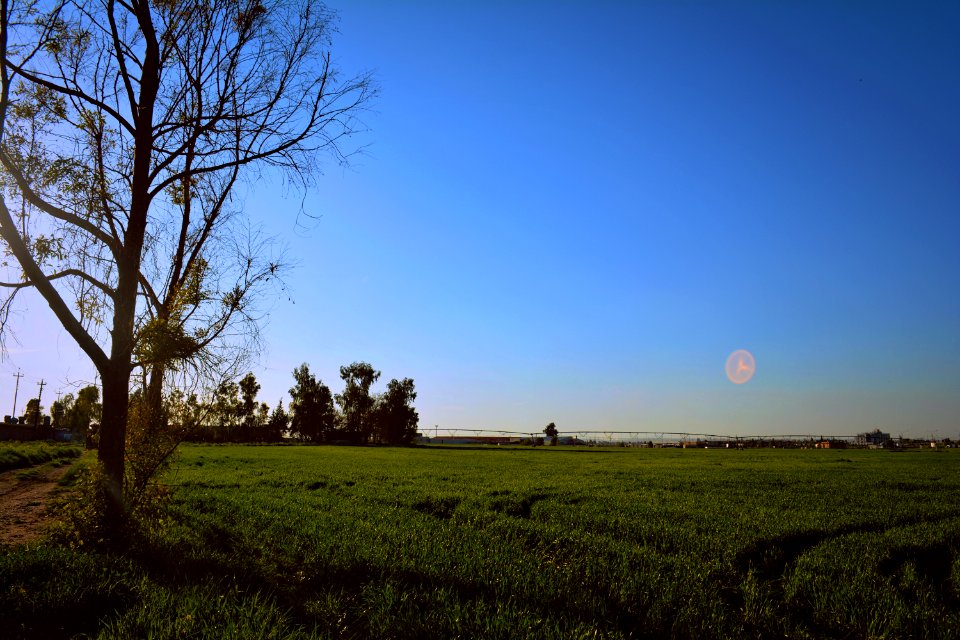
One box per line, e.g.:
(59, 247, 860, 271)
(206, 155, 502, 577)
(426, 436, 523, 445)
(815, 440, 849, 449)
(1, 417, 77, 442)
(856, 429, 892, 447)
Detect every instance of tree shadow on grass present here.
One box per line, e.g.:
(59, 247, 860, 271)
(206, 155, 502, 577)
(719, 510, 960, 638)
(733, 510, 960, 585)
(0, 549, 137, 640)
(125, 524, 666, 640)
(487, 491, 551, 519)
(878, 541, 958, 607)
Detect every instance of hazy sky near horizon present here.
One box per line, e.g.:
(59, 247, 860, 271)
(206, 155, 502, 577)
(1, 1, 958, 438)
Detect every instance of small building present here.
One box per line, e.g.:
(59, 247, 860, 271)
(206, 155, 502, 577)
(816, 440, 848, 449)
(856, 428, 891, 448)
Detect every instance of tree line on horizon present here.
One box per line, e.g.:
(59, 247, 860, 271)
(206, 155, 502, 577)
(4, 385, 102, 434)
(160, 361, 419, 446)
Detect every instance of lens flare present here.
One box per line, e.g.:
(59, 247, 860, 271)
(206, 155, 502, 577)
(725, 349, 756, 384)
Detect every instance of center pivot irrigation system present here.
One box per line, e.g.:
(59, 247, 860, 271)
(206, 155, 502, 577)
(421, 428, 863, 446)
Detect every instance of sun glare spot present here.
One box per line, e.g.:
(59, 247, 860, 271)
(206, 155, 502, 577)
(725, 349, 756, 384)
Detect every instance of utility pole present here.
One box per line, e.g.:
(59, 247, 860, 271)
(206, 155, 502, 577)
(12, 370, 23, 418)
(35, 379, 45, 429)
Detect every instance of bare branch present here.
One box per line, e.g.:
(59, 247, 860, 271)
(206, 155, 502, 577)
(107, 0, 139, 123)
(0, 148, 120, 251)
(3, 59, 135, 135)
(0, 267, 115, 299)
(138, 271, 161, 310)
(0, 198, 109, 371)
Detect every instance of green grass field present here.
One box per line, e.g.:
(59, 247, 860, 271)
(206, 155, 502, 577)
(2, 444, 958, 639)
(0, 441, 82, 473)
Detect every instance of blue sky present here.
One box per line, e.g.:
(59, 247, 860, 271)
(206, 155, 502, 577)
(2, 1, 958, 438)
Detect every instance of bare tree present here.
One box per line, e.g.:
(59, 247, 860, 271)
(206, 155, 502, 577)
(0, 0, 373, 515)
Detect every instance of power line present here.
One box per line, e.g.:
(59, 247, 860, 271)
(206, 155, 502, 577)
(35, 379, 45, 429)
(11, 370, 24, 418)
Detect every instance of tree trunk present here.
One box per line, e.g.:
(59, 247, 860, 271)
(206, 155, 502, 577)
(90, 0, 161, 529)
(96, 241, 141, 522)
(145, 365, 164, 418)
(98, 361, 130, 523)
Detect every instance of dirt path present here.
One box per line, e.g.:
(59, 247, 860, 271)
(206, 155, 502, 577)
(0, 464, 72, 547)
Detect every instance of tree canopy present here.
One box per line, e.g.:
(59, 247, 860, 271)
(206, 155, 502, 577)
(0, 0, 373, 508)
(544, 422, 558, 446)
(289, 363, 335, 442)
(373, 377, 419, 445)
(335, 361, 379, 444)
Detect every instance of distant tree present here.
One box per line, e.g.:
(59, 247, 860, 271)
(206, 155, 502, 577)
(23, 397, 42, 427)
(314, 383, 337, 443)
(51, 398, 68, 430)
(63, 385, 101, 436)
(372, 378, 419, 445)
(266, 400, 290, 442)
(254, 402, 271, 441)
(210, 380, 242, 441)
(166, 389, 204, 440)
(238, 372, 261, 439)
(336, 362, 380, 443)
(544, 422, 559, 446)
(289, 364, 336, 442)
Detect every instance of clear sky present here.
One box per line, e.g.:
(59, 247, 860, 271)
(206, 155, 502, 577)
(2, 1, 958, 439)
